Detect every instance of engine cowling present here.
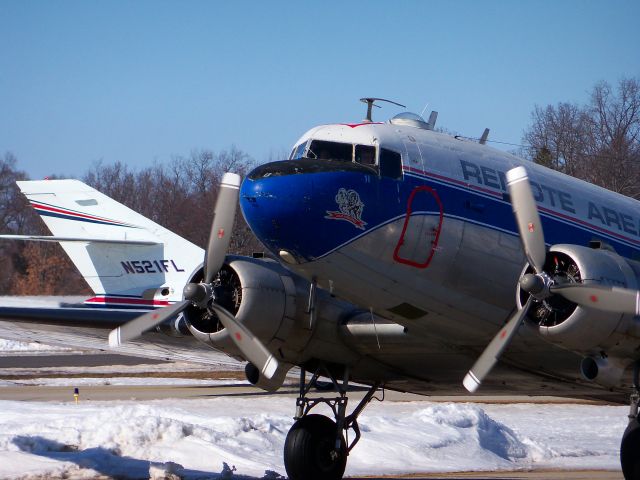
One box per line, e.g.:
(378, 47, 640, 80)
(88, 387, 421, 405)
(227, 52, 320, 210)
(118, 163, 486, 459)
(517, 244, 637, 352)
(182, 256, 304, 358)
(179, 255, 388, 389)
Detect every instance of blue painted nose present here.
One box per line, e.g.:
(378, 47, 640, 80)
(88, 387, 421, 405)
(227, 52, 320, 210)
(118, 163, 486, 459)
(240, 166, 314, 260)
(240, 159, 381, 262)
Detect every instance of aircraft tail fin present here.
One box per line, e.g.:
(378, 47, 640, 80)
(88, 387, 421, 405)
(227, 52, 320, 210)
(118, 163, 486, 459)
(11, 179, 203, 309)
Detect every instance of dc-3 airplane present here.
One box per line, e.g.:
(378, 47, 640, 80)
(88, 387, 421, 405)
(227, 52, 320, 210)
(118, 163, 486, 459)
(2, 98, 640, 479)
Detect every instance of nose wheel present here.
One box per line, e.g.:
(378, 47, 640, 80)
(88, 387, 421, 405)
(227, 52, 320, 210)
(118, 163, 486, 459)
(621, 362, 640, 480)
(284, 414, 347, 480)
(283, 364, 382, 480)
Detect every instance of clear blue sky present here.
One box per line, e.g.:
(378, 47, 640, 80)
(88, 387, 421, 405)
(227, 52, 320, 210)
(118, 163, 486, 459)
(1, 0, 639, 179)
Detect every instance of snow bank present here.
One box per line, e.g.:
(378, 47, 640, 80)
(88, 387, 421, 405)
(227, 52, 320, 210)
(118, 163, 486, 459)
(0, 397, 626, 479)
(350, 401, 623, 474)
(0, 338, 72, 352)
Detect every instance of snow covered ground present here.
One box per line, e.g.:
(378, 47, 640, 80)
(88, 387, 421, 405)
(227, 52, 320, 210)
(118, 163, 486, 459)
(0, 393, 627, 479)
(0, 326, 627, 478)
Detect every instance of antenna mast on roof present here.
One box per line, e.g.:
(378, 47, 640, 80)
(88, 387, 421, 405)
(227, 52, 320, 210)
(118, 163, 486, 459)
(360, 97, 406, 122)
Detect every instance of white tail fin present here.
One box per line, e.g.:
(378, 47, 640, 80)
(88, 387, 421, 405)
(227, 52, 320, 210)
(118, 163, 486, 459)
(12, 179, 203, 308)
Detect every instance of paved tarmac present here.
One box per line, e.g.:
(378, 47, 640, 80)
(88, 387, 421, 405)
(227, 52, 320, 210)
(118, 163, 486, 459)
(0, 352, 612, 403)
(0, 382, 617, 404)
(0, 352, 167, 368)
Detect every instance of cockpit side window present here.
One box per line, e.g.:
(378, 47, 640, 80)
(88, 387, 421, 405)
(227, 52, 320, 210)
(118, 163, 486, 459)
(308, 140, 353, 162)
(290, 141, 307, 160)
(380, 148, 403, 179)
(355, 145, 376, 166)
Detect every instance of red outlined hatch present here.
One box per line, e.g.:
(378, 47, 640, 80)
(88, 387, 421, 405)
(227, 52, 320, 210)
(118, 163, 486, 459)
(393, 186, 444, 268)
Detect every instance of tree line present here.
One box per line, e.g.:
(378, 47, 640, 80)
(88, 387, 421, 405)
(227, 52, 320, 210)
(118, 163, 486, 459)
(1, 77, 638, 296)
(522, 77, 640, 198)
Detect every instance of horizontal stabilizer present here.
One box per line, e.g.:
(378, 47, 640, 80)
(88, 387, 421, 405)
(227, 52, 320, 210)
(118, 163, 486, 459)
(0, 234, 160, 246)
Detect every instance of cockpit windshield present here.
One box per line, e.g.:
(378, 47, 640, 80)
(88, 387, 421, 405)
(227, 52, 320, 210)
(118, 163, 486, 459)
(296, 139, 401, 179)
(290, 141, 307, 160)
(307, 140, 353, 162)
(355, 145, 375, 166)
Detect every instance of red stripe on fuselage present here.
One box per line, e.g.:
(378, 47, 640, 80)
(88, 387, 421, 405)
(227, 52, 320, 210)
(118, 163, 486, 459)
(339, 122, 383, 128)
(404, 166, 502, 198)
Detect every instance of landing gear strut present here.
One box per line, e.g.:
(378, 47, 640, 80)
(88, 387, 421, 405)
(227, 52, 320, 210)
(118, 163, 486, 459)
(621, 361, 640, 480)
(283, 364, 382, 480)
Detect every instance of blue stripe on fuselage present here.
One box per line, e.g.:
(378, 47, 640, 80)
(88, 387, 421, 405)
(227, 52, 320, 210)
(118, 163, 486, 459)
(240, 167, 640, 262)
(404, 169, 640, 254)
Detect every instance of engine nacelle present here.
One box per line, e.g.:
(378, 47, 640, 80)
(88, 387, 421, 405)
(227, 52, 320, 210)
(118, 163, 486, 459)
(182, 256, 302, 358)
(179, 256, 402, 391)
(517, 244, 636, 352)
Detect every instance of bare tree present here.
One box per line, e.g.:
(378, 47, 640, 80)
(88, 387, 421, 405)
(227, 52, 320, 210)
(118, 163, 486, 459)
(523, 102, 591, 177)
(0, 152, 31, 233)
(0, 153, 35, 293)
(583, 78, 640, 197)
(11, 242, 91, 296)
(522, 77, 640, 198)
(83, 147, 262, 255)
(0, 153, 90, 295)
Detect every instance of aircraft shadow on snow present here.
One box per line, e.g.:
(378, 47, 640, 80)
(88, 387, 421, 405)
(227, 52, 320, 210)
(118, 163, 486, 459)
(11, 434, 528, 480)
(12, 435, 233, 479)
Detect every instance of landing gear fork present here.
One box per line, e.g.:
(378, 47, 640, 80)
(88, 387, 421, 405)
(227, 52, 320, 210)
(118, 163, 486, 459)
(294, 365, 382, 454)
(628, 361, 640, 424)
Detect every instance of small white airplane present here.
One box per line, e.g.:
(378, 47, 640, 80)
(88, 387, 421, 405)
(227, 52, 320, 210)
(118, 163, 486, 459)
(2, 97, 640, 479)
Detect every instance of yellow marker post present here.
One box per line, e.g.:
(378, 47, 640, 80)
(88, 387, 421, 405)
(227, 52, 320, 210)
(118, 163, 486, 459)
(73, 387, 79, 404)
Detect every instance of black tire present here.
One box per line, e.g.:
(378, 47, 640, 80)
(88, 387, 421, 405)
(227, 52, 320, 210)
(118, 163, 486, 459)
(621, 418, 640, 480)
(284, 414, 347, 480)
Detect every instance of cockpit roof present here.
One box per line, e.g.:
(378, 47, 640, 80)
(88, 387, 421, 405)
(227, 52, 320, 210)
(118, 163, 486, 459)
(293, 110, 438, 148)
(293, 122, 384, 148)
(290, 113, 522, 166)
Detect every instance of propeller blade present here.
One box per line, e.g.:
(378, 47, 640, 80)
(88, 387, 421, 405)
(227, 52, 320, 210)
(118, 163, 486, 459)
(108, 300, 190, 347)
(210, 303, 279, 380)
(552, 284, 640, 315)
(506, 166, 546, 274)
(463, 297, 533, 393)
(204, 173, 241, 284)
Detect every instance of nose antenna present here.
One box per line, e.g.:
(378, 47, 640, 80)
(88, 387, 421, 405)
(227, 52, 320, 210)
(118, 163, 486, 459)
(360, 97, 406, 122)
